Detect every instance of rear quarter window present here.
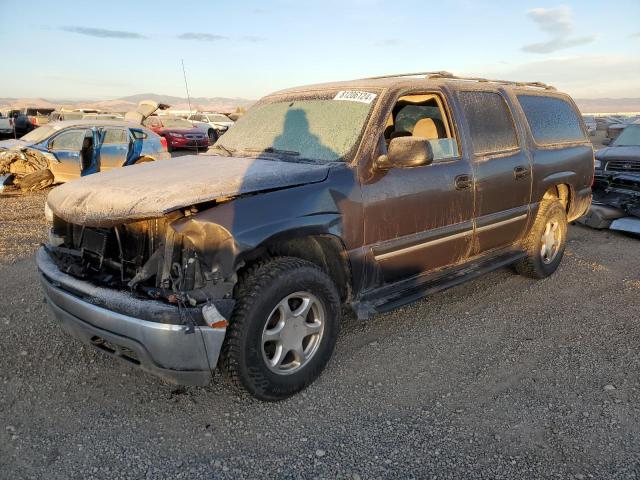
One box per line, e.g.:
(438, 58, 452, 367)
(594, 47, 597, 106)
(458, 91, 519, 156)
(517, 94, 586, 145)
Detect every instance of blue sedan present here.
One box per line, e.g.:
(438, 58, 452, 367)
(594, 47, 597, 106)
(0, 119, 171, 184)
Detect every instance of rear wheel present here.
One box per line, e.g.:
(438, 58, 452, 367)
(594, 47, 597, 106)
(221, 257, 341, 401)
(515, 199, 567, 279)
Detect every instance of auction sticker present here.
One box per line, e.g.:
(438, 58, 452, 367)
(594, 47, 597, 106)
(334, 91, 377, 104)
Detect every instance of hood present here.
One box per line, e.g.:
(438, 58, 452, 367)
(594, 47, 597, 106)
(124, 100, 171, 124)
(47, 154, 331, 227)
(595, 145, 640, 161)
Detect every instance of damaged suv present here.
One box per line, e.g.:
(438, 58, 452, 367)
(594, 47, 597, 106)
(38, 73, 593, 400)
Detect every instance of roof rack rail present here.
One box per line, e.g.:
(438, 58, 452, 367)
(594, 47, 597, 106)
(361, 71, 556, 91)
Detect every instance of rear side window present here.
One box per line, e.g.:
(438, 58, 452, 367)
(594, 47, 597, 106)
(102, 128, 129, 144)
(517, 95, 586, 145)
(458, 91, 518, 155)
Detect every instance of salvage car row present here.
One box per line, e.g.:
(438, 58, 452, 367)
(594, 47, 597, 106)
(0, 102, 236, 191)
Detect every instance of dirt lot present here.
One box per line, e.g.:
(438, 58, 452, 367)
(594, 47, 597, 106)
(2, 158, 640, 479)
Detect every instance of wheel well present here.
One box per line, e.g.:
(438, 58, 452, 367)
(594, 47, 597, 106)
(240, 235, 352, 302)
(543, 184, 571, 212)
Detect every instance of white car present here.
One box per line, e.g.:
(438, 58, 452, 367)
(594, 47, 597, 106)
(187, 112, 235, 144)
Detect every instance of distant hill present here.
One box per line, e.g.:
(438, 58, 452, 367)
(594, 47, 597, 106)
(1, 94, 639, 115)
(574, 98, 640, 114)
(0, 94, 255, 114)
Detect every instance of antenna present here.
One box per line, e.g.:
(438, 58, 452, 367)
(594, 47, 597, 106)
(181, 59, 193, 114)
(181, 59, 199, 153)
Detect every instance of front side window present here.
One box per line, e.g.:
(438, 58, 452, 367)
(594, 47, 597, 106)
(458, 91, 519, 156)
(216, 93, 377, 163)
(517, 94, 586, 145)
(50, 129, 87, 151)
(383, 93, 459, 161)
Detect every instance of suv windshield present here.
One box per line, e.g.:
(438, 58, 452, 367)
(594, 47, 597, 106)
(20, 125, 58, 143)
(216, 93, 377, 163)
(613, 125, 640, 146)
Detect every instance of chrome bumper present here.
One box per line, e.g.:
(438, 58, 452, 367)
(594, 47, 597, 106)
(36, 247, 226, 386)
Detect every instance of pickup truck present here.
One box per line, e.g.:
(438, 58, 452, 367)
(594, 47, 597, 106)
(38, 72, 593, 400)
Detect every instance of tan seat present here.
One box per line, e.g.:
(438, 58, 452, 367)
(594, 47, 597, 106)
(412, 118, 441, 139)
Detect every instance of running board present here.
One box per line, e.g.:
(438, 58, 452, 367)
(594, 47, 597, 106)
(352, 250, 526, 320)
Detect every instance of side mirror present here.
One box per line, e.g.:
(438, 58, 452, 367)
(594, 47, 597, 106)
(602, 138, 611, 146)
(376, 136, 434, 170)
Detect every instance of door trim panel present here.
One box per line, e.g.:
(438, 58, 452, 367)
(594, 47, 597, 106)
(372, 220, 473, 261)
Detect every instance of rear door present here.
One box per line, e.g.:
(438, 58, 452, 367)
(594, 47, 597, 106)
(456, 90, 532, 253)
(98, 127, 131, 171)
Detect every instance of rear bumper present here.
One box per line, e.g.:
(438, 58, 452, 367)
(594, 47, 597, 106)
(37, 247, 226, 386)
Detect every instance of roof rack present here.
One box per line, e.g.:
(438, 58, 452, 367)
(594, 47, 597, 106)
(361, 71, 556, 91)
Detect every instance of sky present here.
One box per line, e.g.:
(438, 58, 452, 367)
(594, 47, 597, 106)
(0, 0, 639, 100)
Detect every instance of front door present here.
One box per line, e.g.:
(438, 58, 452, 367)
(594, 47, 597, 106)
(455, 90, 532, 253)
(362, 91, 474, 284)
(47, 128, 90, 182)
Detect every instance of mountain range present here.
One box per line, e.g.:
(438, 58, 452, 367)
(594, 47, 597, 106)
(0, 94, 255, 114)
(0, 94, 639, 114)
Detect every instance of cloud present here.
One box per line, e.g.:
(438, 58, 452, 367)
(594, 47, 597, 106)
(632, 32, 640, 38)
(523, 35, 596, 53)
(178, 33, 227, 42)
(476, 55, 640, 98)
(378, 38, 401, 46)
(522, 6, 595, 54)
(241, 35, 266, 43)
(60, 26, 146, 39)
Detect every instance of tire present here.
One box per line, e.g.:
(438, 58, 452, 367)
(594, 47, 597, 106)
(221, 257, 341, 401)
(207, 129, 218, 145)
(515, 199, 568, 279)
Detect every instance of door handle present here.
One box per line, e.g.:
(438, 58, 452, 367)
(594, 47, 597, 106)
(513, 165, 529, 179)
(455, 174, 472, 190)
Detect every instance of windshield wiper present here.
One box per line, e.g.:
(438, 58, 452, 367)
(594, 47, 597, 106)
(210, 144, 235, 157)
(245, 147, 300, 156)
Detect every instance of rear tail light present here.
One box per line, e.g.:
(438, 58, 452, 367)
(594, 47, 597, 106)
(29, 116, 39, 126)
(9, 118, 13, 127)
(160, 136, 168, 151)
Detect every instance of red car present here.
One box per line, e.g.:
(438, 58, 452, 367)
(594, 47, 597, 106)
(143, 116, 209, 151)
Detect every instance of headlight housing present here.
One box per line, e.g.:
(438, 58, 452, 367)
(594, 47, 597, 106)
(594, 159, 602, 169)
(170, 132, 184, 138)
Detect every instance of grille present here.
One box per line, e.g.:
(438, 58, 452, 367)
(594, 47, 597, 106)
(606, 160, 640, 173)
(185, 134, 204, 140)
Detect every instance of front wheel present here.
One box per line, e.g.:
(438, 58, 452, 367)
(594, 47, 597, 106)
(221, 257, 341, 401)
(515, 200, 568, 279)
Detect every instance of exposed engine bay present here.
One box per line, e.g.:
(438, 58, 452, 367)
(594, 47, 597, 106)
(46, 211, 237, 313)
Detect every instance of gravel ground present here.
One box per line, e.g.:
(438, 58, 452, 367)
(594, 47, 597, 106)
(2, 156, 640, 478)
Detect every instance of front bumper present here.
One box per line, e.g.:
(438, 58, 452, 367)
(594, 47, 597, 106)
(36, 247, 227, 386)
(168, 137, 209, 149)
